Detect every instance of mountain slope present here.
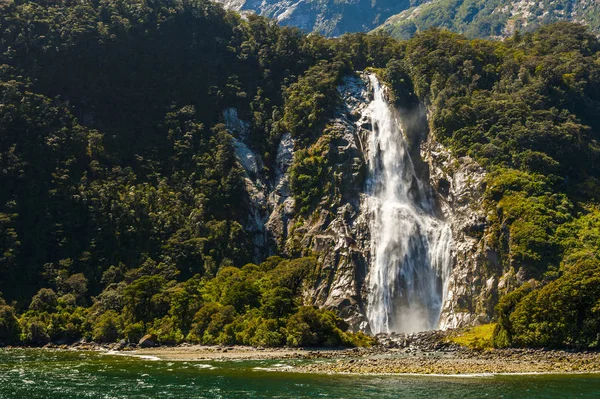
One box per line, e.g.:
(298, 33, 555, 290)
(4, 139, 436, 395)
(214, 0, 600, 39)
(1, 0, 600, 349)
(376, 0, 600, 39)
(215, 0, 418, 36)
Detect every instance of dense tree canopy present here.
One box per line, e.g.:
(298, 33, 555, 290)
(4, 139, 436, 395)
(0, 0, 599, 348)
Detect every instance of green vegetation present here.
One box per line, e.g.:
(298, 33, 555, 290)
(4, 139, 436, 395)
(289, 135, 335, 213)
(448, 323, 496, 350)
(0, 0, 378, 347)
(289, 23, 600, 349)
(7, 255, 373, 347)
(377, 0, 600, 40)
(0, 295, 20, 346)
(0, 0, 599, 349)
(404, 24, 600, 349)
(494, 209, 600, 349)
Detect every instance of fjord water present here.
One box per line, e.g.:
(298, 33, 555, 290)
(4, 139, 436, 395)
(365, 75, 452, 334)
(2, 350, 600, 399)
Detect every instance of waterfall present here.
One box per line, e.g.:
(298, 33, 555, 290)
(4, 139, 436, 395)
(364, 74, 452, 334)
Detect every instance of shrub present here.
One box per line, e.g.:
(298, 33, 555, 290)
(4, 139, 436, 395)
(21, 319, 50, 346)
(289, 149, 328, 213)
(260, 287, 294, 319)
(249, 319, 284, 347)
(150, 316, 185, 345)
(203, 305, 237, 344)
(123, 322, 145, 343)
(221, 280, 260, 313)
(0, 305, 20, 345)
(493, 282, 534, 348)
(509, 259, 600, 348)
(284, 306, 349, 347)
(61, 273, 89, 303)
(283, 60, 348, 142)
(29, 289, 58, 313)
(187, 303, 237, 344)
(92, 311, 122, 343)
(123, 276, 169, 323)
(47, 309, 87, 343)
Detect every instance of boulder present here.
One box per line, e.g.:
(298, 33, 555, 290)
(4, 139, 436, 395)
(138, 334, 159, 348)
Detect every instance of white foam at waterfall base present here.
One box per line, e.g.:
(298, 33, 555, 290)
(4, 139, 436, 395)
(364, 74, 452, 334)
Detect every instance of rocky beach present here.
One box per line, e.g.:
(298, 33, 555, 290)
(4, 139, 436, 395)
(28, 330, 599, 376)
(289, 348, 600, 375)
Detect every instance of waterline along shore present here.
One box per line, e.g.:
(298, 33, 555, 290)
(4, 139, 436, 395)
(130, 346, 600, 375)
(286, 349, 600, 375)
(16, 337, 600, 376)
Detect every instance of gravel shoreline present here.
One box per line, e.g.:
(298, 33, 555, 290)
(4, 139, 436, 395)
(9, 331, 600, 376)
(287, 348, 600, 375)
(130, 345, 600, 375)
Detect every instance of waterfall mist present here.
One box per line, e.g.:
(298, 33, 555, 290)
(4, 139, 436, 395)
(364, 74, 452, 334)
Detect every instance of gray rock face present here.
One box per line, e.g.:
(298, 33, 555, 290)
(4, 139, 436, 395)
(225, 110, 269, 259)
(233, 139, 261, 176)
(261, 75, 374, 331)
(232, 73, 502, 333)
(214, 0, 413, 36)
(422, 134, 492, 328)
(265, 132, 296, 251)
(138, 334, 159, 348)
(295, 74, 498, 331)
(224, 108, 251, 140)
(421, 120, 525, 329)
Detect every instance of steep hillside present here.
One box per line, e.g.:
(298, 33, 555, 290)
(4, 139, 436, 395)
(1, 0, 600, 349)
(377, 0, 600, 39)
(213, 0, 416, 36)
(214, 0, 600, 39)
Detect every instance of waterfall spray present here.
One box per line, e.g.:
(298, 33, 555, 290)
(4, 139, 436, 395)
(365, 74, 452, 334)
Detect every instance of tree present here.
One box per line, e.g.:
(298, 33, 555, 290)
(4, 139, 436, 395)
(123, 276, 169, 323)
(29, 289, 58, 313)
(92, 311, 122, 343)
(0, 304, 20, 345)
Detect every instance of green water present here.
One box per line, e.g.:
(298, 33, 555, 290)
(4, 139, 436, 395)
(1, 349, 599, 398)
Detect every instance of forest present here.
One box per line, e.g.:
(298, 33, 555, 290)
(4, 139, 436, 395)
(0, 0, 599, 349)
(377, 0, 600, 40)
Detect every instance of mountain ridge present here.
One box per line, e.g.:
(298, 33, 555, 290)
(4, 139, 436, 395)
(213, 0, 600, 39)
(376, 0, 600, 39)
(213, 0, 417, 36)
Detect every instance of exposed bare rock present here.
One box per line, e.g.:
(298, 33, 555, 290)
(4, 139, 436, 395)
(233, 73, 505, 333)
(225, 109, 269, 259)
(265, 132, 296, 251)
(421, 120, 497, 329)
(223, 108, 250, 140)
(212, 0, 411, 37)
(138, 334, 159, 348)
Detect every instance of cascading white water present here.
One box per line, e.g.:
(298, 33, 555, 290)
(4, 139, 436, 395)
(365, 74, 452, 334)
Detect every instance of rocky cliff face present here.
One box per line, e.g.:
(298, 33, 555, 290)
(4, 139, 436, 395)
(220, 0, 600, 40)
(286, 76, 373, 331)
(227, 73, 505, 333)
(422, 127, 493, 328)
(214, 0, 411, 36)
